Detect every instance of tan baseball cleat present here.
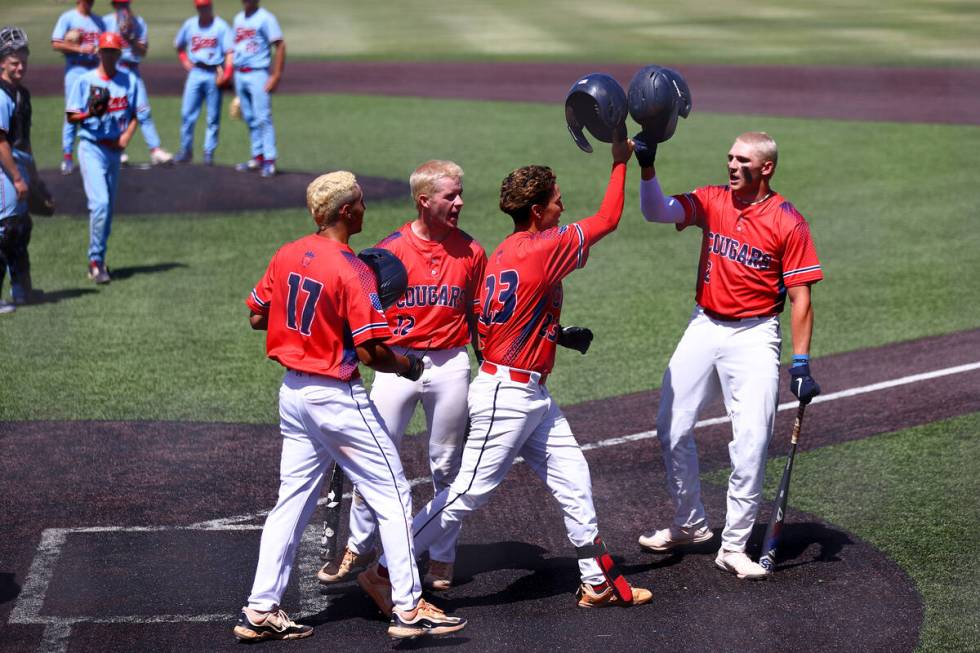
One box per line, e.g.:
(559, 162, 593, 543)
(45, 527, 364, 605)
(388, 598, 466, 639)
(576, 582, 653, 608)
(317, 546, 377, 584)
(357, 563, 394, 617)
(423, 560, 453, 591)
(232, 607, 313, 642)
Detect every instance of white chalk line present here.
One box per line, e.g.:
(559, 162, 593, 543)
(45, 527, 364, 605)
(9, 360, 980, 651)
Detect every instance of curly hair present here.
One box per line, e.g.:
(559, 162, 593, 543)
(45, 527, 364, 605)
(306, 171, 360, 227)
(498, 165, 556, 224)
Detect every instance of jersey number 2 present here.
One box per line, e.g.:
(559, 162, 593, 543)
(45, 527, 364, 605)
(481, 270, 518, 325)
(286, 273, 323, 336)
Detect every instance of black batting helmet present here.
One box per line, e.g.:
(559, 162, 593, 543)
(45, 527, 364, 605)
(564, 73, 628, 153)
(627, 65, 692, 143)
(357, 247, 408, 311)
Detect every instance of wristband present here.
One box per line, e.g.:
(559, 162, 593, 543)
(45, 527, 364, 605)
(792, 354, 810, 368)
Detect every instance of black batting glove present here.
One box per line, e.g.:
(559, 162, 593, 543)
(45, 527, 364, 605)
(789, 361, 820, 405)
(633, 132, 658, 168)
(398, 354, 424, 381)
(557, 326, 593, 355)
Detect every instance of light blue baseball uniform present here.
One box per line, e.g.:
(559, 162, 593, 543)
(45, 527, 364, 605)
(0, 92, 31, 220)
(52, 9, 105, 157)
(67, 68, 142, 263)
(175, 14, 232, 158)
(103, 9, 162, 152)
(232, 6, 282, 162)
(0, 88, 33, 302)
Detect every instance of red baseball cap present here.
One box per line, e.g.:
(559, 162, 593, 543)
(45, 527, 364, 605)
(98, 32, 124, 50)
(194, 0, 212, 6)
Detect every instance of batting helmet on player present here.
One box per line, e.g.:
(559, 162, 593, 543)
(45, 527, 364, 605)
(564, 73, 628, 153)
(0, 26, 29, 58)
(627, 65, 692, 143)
(357, 248, 408, 311)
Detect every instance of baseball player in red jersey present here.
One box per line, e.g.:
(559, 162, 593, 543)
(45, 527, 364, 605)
(633, 131, 822, 579)
(356, 138, 653, 614)
(233, 171, 466, 642)
(318, 160, 486, 590)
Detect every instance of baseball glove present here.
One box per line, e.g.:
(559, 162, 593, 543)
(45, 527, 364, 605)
(229, 95, 241, 120)
(116, 7, 137, 43)
(63, 28, 83, 46)
(87, 85, 110, 117)
(27, 177, 55, 217)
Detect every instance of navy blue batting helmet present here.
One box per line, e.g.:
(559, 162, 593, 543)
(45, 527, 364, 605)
(627, 65, 692, 143)
(564, 73, 628, 154)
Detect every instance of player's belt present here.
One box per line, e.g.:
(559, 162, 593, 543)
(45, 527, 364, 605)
(193, 62, 220, 70)
(235, 66, 267, 73)
(480, 361, 546, 385)
(701, 306, 772, 323)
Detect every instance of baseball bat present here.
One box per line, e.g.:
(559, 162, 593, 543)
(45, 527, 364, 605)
(758, 402, 807, 574)
(320, 462, 346, 561)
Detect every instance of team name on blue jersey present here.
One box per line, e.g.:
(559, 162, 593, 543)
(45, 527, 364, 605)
(395, 284, 464, 309)
(706, 231, 772, 270)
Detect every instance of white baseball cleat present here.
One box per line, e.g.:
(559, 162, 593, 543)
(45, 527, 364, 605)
(150, 147, 174, 165)
(714, 550, 768, 580)
(638, 524, 713, 552)
(60, 158, 74, 175)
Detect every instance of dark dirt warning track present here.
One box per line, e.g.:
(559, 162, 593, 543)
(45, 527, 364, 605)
(1, 329, 977, 652)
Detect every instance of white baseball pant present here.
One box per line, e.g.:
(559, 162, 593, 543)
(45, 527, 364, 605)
(379, 364, 605, 585)
(246, 370, 422, 612)
(348, 346, 470, 562)
(656, 306, 780, 551)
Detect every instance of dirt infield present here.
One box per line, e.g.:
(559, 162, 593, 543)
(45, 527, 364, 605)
(32, 61, 980, 125)
(1, 329, 977, 652)
(39, 164, 407, 217)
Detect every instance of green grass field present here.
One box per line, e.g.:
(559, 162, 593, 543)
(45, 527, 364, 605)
(707, 412, 980, 653)
(11, 0, 980, 67)
(2, 2, 979, 650)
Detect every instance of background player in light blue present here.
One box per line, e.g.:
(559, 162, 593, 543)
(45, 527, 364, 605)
(51, 0, 104, 176)
(231, 0, 285, 178)
(0, 27, 36, 314)
(174, 0, 233, 165)
(66, 32, 140, 285)
(102, 0, 174, 166)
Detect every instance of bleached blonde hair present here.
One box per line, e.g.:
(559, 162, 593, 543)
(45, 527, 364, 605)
(306, 171, 360, 226)
(735, 131, 778, 170)
(410, 160, 464, 206)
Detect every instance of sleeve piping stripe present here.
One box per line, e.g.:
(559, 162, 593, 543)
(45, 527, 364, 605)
(574, 223, 585, 269)
(351, 322, 389, 337)
(250, 289, 269, 307)
(783, 264, 822, 278)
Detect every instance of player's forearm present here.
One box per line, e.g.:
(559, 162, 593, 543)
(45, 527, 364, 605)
(356, 341, 411, 375)
(787, 285, 814, 356)
(581, 162, 627, 241)
(52, 41, 85, 56)
(66, 111, 89, 124)
(639, 176, 684, 223)
(0, 140, 24, 185)
(119, 117, 139, 147)
(272, 41, 286, 77)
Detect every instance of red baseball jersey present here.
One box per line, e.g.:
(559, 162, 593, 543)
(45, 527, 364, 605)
(375, 223, 487, 350)
(245, 234, 392, 380)
(478, 163, 626, 374)
(674, 185, 823, 319)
